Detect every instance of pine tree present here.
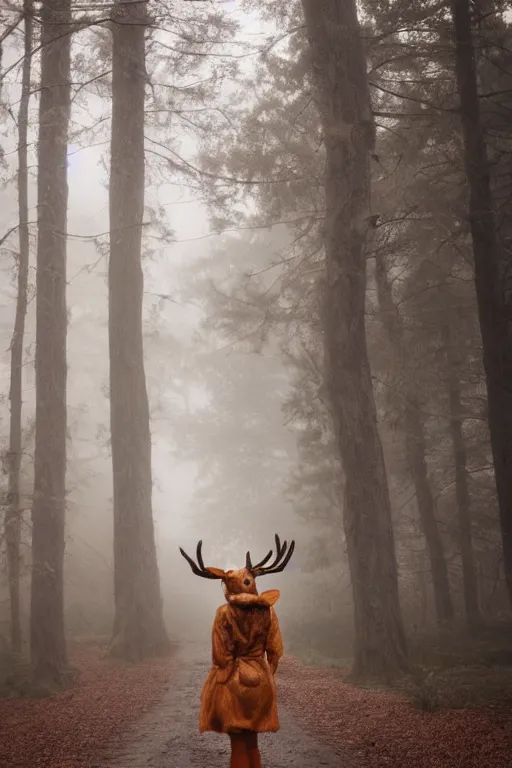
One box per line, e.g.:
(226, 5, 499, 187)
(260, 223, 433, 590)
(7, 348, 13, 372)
(6, 0, 33, 655)
(31, 0, 72, 687)
(300, 0, 408, 679)
(450, 0, 512, 608)
(108, 0, 170, 661)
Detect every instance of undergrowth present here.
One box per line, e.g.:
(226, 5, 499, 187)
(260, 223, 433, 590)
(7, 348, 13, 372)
(0, 640, 32, 698)
(292, 620, 512, 711)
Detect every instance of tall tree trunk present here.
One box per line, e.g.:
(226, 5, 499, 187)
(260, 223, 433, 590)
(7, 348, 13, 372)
(375, 252, 454, 625)
(109, 0, 169, 661)
(301, 0, 408, 680)
(417, 566, 428, 630)
(31, 0, 71, 687)
(442, 324, 481, 627)
(5, 0, 33, 656)
(450, 0, 512, 607)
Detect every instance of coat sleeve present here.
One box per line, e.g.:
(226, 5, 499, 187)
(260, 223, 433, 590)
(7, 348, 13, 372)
(211, 606, 233, 669)
(265, 607, 284, 674)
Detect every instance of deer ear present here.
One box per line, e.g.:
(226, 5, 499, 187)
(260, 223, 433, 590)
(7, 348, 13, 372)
(260, 589, 280, 606)
(206, 566, 226, 578)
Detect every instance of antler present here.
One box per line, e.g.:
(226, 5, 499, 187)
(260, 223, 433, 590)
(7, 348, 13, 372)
(246, 534, 295, 576)
(179, 541, 224, 580)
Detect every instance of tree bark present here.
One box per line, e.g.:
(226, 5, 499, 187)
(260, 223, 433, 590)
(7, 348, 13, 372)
(442, 324, 481, 627)
(109, 0, 169, 661)
(31, 0, 71, 687)
(5, 0, 33, 656)
(417, 567, 428, 629)
(374, 252, 454, 625)
(301, 0, 408, 680)
(450, 0, 512, 608)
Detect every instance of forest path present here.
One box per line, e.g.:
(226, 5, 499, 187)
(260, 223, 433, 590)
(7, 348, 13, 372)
(92, 642, 352, 768)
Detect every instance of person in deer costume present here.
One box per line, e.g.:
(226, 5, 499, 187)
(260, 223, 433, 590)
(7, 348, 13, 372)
(179, 534, 295, 768)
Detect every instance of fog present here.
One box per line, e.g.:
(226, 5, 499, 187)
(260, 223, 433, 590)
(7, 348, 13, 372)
(3, 2, 512, 767)
(0, 1, 350, 660)
(1, 0, 511, 703)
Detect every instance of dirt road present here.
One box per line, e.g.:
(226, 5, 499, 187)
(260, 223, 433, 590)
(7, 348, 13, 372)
(93, 643, 350, 768)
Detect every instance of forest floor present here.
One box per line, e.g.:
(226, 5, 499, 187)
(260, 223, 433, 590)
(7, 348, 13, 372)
(0, 638, 511, 768)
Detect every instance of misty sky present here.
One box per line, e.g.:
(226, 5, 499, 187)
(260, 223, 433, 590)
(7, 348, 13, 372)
(0, 1, 293, 573)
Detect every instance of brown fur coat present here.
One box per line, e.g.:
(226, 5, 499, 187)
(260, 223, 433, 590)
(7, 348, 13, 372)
(199, 589, 284, 734)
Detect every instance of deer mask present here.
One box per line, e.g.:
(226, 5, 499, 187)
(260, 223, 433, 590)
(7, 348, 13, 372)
(179, 534, 295, 603)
